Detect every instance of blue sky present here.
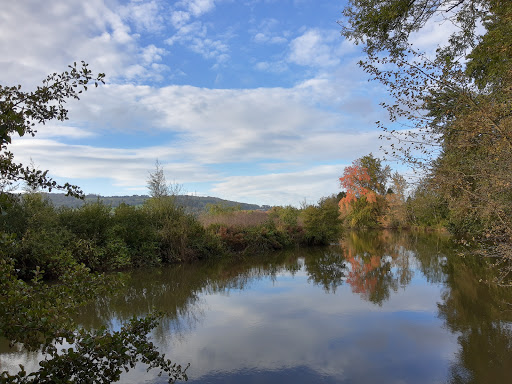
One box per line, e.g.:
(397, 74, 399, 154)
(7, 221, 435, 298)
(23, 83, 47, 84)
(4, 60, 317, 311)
(1, 0, 453, 206)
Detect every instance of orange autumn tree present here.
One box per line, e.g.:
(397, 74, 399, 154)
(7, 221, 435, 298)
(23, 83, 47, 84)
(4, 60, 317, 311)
(338, 164, 377, 210)
(338, 154, 391, 228)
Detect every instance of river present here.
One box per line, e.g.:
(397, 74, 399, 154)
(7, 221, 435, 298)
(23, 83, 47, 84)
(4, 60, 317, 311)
(1, 231, 511, 383)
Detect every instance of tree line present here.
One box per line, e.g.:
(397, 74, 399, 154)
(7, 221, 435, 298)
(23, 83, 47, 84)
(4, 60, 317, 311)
(339, 0, 512, 285)
(0, 76, 342, 381)
(1, 0, 510, 381)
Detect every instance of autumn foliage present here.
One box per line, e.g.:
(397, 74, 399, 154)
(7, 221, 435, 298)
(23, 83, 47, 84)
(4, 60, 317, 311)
(338, 164, 377, 211)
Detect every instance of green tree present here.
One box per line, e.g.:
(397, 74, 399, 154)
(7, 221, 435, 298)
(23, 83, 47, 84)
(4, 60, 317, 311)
(356, 153, 391, 195)
(382, 171, 408, 228)
(341, 0, 489, 58)
(148, 160, 170, 198)
(301, 195, 342, 245)
(0, 62, 104, 207)
(0, 65, 188, 382)
(340, 0, 512, 281)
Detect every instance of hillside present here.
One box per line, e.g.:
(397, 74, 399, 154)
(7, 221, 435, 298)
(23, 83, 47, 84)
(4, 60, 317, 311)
(43, 193, 268, 214)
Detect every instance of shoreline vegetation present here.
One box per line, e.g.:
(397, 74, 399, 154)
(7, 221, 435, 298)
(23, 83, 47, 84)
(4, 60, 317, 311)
(1, 0, 511, 381)
(1, 192, 343, 277)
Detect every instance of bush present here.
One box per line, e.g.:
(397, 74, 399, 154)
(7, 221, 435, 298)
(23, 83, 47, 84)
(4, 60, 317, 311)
(301, 196, 342, 245)
(145, 196, 224, 262)
(59, 201, 113, 244)
(0, 194, 77, 279)
(112, 203, 160, 267)
(406, 186, 449, 228)
(268, 205, 305, 244)
(210, 220, 290, 255)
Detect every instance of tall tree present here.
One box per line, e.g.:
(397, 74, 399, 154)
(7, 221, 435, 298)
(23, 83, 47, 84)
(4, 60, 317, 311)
(356, 153, 391, 195)
(339, 163, 376, 209)
(147, 160, 182, 199)
(148, 160, 171, 198)
(340, 0, 512, 281)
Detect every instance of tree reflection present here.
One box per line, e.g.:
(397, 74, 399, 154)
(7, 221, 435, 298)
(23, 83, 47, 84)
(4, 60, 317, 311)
(73, 231, 512, 383)
(438, 255, 512, 383)
(304, 248, 347, 293)
(345, 248, 397, 305)
(75, 250, 305, 343)
(337, 231, 413, 305)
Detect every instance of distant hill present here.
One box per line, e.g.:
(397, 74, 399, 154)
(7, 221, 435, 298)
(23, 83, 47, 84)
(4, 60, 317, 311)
(42, 193, 268, 214)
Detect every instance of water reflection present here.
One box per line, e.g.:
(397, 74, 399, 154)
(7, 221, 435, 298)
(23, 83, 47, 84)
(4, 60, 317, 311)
(1, 231, 511, 383)
(340, 231, 448, 305)
(439, 255, 512, 383)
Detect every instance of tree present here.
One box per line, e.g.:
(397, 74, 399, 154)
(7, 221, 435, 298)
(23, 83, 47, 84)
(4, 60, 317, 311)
(340, 0, 511, 173)
(339, 163, 376, 209)
(339, 154, 390, 209)
(355, 153, 391, 195)
(148, 160, 170, 198)
(339, 154, 391, 228)
(383, 171, 408, 228)
(341, 0, 489, 59)
(301, 195, 342, 245)
(340, 0, 512, 282)
(0, 66, 188, 382)
(0, 62, 104, 205)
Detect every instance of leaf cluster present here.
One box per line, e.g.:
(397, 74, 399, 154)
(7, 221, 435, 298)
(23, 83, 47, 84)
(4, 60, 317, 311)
(341, 0, 489, 58)
(0, 62, 105, 201)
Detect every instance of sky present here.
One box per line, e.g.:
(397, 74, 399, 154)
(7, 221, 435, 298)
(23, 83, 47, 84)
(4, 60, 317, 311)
(1, 0, 455, 206)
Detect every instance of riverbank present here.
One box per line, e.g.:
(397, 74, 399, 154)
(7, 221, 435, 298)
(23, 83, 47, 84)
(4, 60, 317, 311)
(0, 193, 342, 279)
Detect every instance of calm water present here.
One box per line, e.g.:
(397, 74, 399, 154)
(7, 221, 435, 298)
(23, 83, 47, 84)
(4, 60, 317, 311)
(1, 231, 512, 383)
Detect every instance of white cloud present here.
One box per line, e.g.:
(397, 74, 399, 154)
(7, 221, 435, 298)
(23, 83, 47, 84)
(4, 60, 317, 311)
(141, 44, 166, 65)
(119, 0, 165, 33)
(251, 17, 289, 46)
(177, 0, 217, 17)
(211, 165, 345, 206)
(10, 138, 219, 188)
(254, 33, 287, 44)
(32, 125, 97, 140)
(165, 21, 230, 64)
(166, 0, 233, 64)
(253, 32, 268, 43)
(288, 29, 342, 67)
(171, 10, 192, 28)
(254, 60, 288, 73)
(0, 0, 169, 86)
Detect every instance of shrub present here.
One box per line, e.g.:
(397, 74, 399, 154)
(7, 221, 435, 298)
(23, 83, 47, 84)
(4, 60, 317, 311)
(0, 194, 77, 279)
(112, 203, 160, 267)
(59, 201, 113, 244)
(210, 220, 291, 255)
(406, 186, 449, 228)
(199, 210, 269, 228)
(301, 196, 342, 245)
(145, 196, 224, 262)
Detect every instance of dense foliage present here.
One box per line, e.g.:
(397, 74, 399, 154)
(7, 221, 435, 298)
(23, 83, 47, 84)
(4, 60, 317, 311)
(340, 0, 512, 284)
(0, 187, 342, 379)
(0, 65, 189, 383)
